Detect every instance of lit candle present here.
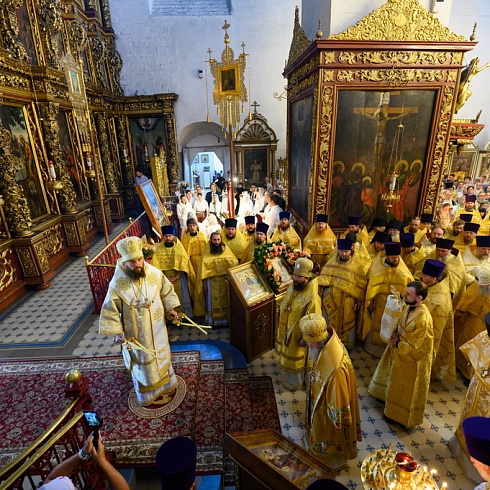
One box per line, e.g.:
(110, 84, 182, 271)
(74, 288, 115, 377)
(123, 149, 127, 158)
(389, 172, 397, 191)
(48, 161, 56, 180)
(86, 153, 92, 168)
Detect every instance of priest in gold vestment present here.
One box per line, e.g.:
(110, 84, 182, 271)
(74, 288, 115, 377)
(99, 236, 180, 406)
(368, 281, 433, 428)
(220, 218, 247, 261)
(317, 238, 368, 349)
(152, 225, 196, 318)
(195, 232, 238, 326)
(275, 257, 322, 389)
(271, 211, 302, 250)
(180, 217, 207, 275)
(449, 317, 490, 486)
(300, 314, 361, 467)
(454, 265, 490, 379)
(420, 259, 456, 382)
(302, 214, 336, 268)
(364, 242, 413, 357)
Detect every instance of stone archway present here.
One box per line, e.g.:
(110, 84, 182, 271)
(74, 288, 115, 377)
(179, 121, 229, 188)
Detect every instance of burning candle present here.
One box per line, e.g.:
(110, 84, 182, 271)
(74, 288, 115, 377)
(389, 172, 397, 191)
(123, 148, 127, 158)
(48, 161, 56, 180)
(86, 153, 92, 167)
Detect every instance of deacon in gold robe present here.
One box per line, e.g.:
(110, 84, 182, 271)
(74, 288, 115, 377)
(399, 233, 427, 275)
(420, 259, 456, 382)
(271, 211, 302, 250)
(195, 231, 238, 326)
(303, 214, 337, 268)
(368, 281, 433, 428)
(366, 231, 390, 261)
(455, 196, 482, 224)
(275, 257, 321, 389)
(317, 238, 368, 349)
(367, 217, 387, 242)
(449, 322, 490, 485)
(403, 217, 427, 244)
(153, 225, 196, 318)
(240, 222, 269, 264)
(300, 314, 361, 467)
(99, 236, 180, 406)
(364, 242, 413, 357)
(454, 265, 490, 379)
(220, 218, 247, 261)
(180, 217, 207, 275)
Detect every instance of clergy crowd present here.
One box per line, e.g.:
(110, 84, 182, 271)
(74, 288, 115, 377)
(100, 175, 490, 487)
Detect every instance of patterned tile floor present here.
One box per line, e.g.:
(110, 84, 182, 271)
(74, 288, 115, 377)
(0, 225, 478, 489)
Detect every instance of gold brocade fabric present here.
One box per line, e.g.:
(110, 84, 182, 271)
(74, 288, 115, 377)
(425, 278, 456, 382)
(366, 243, 386, 261)
(454, 283, 490, 379)
(306, 327, 361, 465)
(400, 247, 427, 275)
(240, 240, 259, 264)
(194, 243, 238, 318)
(368, 304, 433, 428)
(220, 229, 247, 260)
(275, 279, 322, 381)
(303, 225, 337, 268)
(453, 234, 476, 253)
(414, 252, 466, 308)
(461, 247, 490, 284)
(364, 257, 413, 348)
(152, 238, 196, 301)
(402, 226, 426, 245)
(455, 331, 490, 457)
(340, 225, 370, 247)
(242, 231, 256, 247)
(99, 262, 180, 405)
(181, 230, 207, 274)
(271, 226, 302, 250)
(318, 255, 368, 343)
(455, 209, 482, 224)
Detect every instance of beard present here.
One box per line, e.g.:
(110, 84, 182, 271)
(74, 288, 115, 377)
(385, 259, 398, 268)
(436, 255, 449, 263)
(246, 229, 255, 235)
(164, 240, 174, 247)
(210, 242, 226, 254)
(255, 237, 265, 245)
(337, 255, 351, 263)
(293, 281, 307, 291)
(190, 232, 198, 237)
(126, 267, 146, 280)
(404, 299, 417, 306)
(280, 224, 290, 231)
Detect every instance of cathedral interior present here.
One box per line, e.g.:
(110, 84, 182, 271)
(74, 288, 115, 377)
(1, 0, 490, 488)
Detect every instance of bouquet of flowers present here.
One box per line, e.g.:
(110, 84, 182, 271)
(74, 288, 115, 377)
(142, 244, 155, 259)
(253, 241, 320, 291)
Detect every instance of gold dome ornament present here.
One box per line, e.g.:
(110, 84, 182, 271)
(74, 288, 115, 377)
(65, 369, 81, 384)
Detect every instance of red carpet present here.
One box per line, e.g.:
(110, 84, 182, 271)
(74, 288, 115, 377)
(0, 352, 279, 476)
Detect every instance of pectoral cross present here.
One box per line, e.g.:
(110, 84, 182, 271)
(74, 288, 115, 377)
(482, 367, 489, 379)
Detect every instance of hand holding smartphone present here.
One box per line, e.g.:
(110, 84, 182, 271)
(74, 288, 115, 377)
(83, 410, 103, 449)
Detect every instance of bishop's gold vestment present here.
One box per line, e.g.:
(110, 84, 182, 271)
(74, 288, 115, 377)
(99, 261, 180, 406)
(317, 254, 368, 348)
(306, 327, 362, 466)
(368, 303, 433, 428)
(275, 278, 322, 389)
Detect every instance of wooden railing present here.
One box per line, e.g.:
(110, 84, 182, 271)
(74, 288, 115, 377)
(0, 378, 105, 490)
(85, 213, 151, 313)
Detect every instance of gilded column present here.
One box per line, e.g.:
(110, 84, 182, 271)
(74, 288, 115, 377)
(40, 103, 78, 214)
(115, 116, 133, 186)
(95, 113, 119, 193)
(1, 0, 28, 61)
(163, 111, 179, 182)
(0, 123, 33, 237)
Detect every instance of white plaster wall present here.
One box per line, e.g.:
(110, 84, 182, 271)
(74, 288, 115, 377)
(107, 0, 298, 159)
(107, 0, 490, 161)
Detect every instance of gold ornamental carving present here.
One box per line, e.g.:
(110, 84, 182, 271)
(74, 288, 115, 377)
(1, 0, 28, 61)
(328, 0, 466, 42)
(34, 242, 50, 273)
(67, 20, 89, 58)
(163, 112, 179, 183)
(286, 6, 311, 69)
(316, 86, 333, 216)
(17, 247, 38, 276)
(108, 49, 123, 96)
(77, 218, 87, 243)
(0, 248, 16, 293)
(94, 113, 119, 193)
(90, 36, 109, 90)
(64, 221, 79, 246)
(38, 0, 64, 70)
(115, 116, 133, 186)
(40, 103, 78, 214)
(0, 123, 33, 237)
(338, 51, 449, 66)
(337, 68, 445, 87)
(42, 224, 63, 256)
(99, 0, 112, 29)
(252, 313, 268, 339)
